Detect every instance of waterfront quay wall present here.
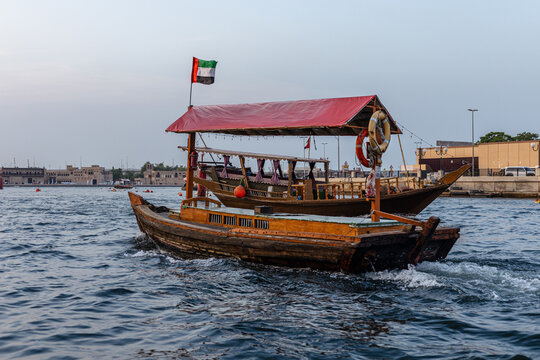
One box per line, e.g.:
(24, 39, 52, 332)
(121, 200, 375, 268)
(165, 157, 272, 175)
(451, 176, 540, 197)
(316, 176, 540, 198)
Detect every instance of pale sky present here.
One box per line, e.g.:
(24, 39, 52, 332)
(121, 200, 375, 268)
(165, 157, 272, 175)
(1, 0, 539, 171)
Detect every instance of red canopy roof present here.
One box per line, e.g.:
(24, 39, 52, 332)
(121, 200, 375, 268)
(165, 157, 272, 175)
(166, 95, 399, 136)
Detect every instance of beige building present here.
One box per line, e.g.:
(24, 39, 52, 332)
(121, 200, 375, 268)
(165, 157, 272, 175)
(139, 163, 186, 186)
(46, 165, 113, 185)
(418, 140, 540, 175)
(0, 167, 46, 185)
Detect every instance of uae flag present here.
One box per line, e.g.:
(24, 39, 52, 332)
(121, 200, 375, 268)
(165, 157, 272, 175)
(191, 57, 217, 84)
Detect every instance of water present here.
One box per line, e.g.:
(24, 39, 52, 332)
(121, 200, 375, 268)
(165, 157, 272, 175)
(0, 187, 538, 359)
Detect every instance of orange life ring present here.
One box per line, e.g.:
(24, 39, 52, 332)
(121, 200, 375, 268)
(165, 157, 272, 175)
(355, 129, 370, 167)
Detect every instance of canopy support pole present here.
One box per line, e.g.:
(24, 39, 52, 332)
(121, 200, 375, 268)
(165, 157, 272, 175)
(186, 132, 196, 200)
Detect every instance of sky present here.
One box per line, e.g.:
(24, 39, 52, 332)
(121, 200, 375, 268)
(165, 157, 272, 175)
(1, 0, 539, 171)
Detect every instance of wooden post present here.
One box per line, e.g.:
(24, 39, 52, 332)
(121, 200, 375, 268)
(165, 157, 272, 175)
(324, 162, 329, 183)
(287, 161, 294, 198)
(239, 156, 250, 192)
(408, 216, 440, 265)
(186, 132, 196, 200)
(371, 166, 381, 222)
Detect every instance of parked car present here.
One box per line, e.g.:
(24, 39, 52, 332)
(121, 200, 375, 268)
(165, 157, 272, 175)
(503, 166, 535, 176)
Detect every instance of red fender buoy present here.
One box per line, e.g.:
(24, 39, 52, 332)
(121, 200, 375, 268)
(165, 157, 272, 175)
(234, 185, 246, 198)
(355, 129, 370, 167)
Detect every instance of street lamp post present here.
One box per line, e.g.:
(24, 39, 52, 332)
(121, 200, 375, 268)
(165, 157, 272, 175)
(435, 146, 448, 174)
(467, 109, 478, 176)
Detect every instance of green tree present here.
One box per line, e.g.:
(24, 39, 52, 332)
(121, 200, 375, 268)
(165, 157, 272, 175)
(140, 162, 187, 172)
(111, 167, 123, 181)
(478, 131, 512, 143)
(513, 132, 539, 141)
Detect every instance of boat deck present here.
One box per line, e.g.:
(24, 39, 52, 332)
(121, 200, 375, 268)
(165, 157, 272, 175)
(170, 205, 403, 228)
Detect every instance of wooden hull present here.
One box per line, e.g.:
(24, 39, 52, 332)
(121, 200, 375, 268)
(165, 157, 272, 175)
(129, 192, 459, 273)
(198, 177, 448, 216)
(114, 185, 133, 189)
(196, 165, 471, 216)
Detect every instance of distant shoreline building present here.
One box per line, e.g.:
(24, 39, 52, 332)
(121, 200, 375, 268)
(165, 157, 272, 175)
(135, 163, 186, 186)
(417, 140, 540, 175)
(46, 165, 113, 185)
(0, 167, 46, 185)
(0, 165, 113, 185)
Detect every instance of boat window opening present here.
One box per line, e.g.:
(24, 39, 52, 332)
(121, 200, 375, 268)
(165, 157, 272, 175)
(255, 219, 269, 229)
(239, 218, 253, 227)
(224, 215, 237, 226)
(209, 213, 222, 224)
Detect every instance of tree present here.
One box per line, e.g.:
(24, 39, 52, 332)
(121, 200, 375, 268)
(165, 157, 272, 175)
(111, 167, 123, 181)
(140, 162, 186, 172)
(513, 132, 539, 141)
(478, 132, 512, 143)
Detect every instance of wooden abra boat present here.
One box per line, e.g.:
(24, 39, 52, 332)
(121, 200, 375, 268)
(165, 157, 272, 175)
(114, 184, 133, 189)
(129, 192, 459, 273)
(129, 95, 462, 273)
(182, 146, 470, 216)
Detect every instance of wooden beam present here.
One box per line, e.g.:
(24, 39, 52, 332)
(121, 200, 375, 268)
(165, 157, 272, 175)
(324, 162, 329, 183)
(185, 132, 196, 200)
(238, 156, 250, 192)
(408, 216, 440, 265)
(287, 161, 294, 198)
(178, 146, 330, 163)
(371, 210, 424, 227)
(371, 178, 381, 222)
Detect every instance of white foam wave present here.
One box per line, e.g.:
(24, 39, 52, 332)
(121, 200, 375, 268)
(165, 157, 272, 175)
(165, 255, 180, 264)
(418, 261, 540, 293)
(187, 257, 226, 267)
(129, 250, 151, 257)
(365, 265, 442, 288)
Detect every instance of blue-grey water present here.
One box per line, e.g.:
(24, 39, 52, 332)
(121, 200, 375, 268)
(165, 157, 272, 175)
(0, 187, 538, 359)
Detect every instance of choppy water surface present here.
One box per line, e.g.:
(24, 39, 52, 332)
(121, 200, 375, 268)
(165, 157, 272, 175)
(0, 187, 538, 359)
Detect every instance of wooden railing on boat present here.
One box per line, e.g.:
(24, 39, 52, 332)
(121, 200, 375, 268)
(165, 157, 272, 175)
(200, 174, 428, 201)
(181, 197, 222, 209)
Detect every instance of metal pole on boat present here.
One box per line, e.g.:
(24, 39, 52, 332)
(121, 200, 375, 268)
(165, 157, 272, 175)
(189, 82, 193, 108)
(468, 109, 478, 176)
